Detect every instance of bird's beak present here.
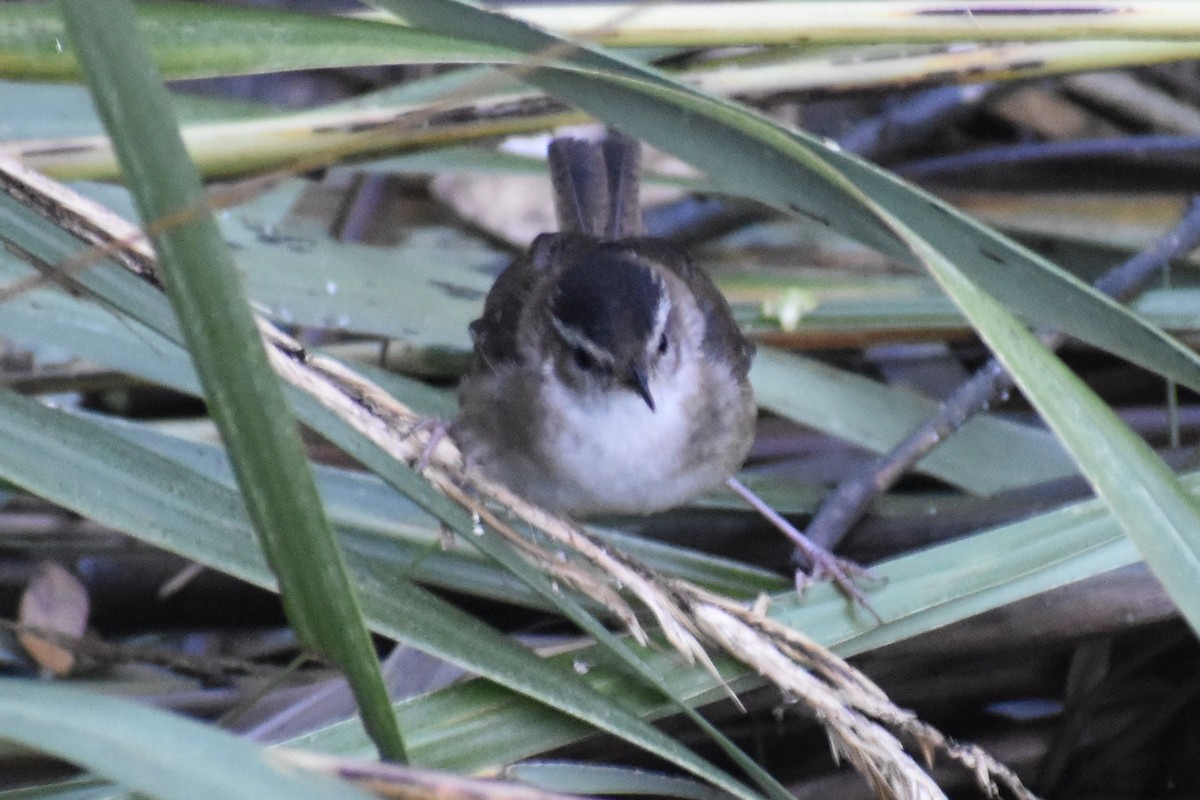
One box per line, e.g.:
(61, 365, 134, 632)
(626, 364, 656, 412)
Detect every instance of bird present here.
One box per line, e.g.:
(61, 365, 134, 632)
(452, 133, 757, 516)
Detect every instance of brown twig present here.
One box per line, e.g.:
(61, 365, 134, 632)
(803, 195, 1200, 557)
(725, 476, 883, 621)
(1, 619, 283, 682)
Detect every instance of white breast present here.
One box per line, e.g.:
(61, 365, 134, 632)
(536, 358, 729, 514)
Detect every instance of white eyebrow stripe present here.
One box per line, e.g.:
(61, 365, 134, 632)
(550, 314, 615, 366)
(650, 273, 671, 342)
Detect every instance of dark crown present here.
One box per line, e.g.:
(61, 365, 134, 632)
(550, 248, 663, 354)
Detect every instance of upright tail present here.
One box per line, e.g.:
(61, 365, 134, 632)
(548, 132, 643, 240)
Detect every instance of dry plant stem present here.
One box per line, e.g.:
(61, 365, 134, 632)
(1061, 71, 1200, 135)
(158, 561, 207, 599)
(678, 587, 1038, 800)
(0, 620, 278, 680)
(0, 158, 1041, 800)
(685, 601, 946, 800)
(805, 195, 1200, 555)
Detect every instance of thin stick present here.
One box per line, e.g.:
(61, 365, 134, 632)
(725, 477, 882, 622)
(0, 619, 278, 680)
(804, 195, 1200, 556)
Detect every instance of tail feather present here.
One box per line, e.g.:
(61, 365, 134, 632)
(548, 133, 643, 240)
(548, 138, 608, 237)
(602, 133, 643, 239)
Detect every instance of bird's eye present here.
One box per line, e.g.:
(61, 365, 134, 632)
(572, 347, 595, 371)
(657, 333, 669, 355)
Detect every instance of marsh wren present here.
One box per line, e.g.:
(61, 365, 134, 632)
(452, 134, 756, 516)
